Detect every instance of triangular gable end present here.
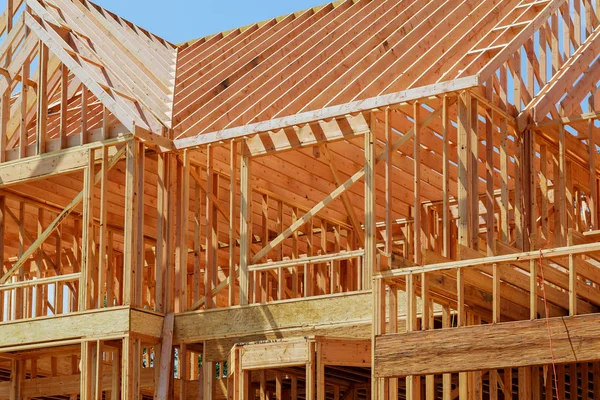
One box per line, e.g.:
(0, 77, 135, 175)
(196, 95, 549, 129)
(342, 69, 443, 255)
(0, 0, 177, 161)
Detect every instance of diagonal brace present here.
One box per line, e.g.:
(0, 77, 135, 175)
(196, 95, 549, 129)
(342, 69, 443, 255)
(251, 101, 452, 263)
(0, 144, 126, 284)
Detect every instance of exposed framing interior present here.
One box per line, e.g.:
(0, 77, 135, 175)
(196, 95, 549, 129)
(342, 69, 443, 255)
(1, 0, 600, 398)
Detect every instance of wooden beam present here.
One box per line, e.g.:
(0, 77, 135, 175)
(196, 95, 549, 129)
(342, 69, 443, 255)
(24, 11, 142, 132)
(375, 313, 600, 377)
(321, 145, 364, 247)
(174, 292, 372, 343)
(174, 77, 478, 149)
(0, 144, 126, 284)
(0, 137, 127, 188)
(155, 313, 175, 400)
(241, 339, 309, 370)
(239, 147, 251, 305)
(377, 240, 600, 278)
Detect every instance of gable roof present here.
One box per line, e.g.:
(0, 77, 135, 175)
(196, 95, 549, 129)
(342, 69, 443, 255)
(25, 0, 177, 134)
(170, 0, 564, 141)
(1, 0, 584, 145)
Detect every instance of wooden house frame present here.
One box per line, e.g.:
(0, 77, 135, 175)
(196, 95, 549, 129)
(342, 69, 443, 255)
(0, 0, 600, 398)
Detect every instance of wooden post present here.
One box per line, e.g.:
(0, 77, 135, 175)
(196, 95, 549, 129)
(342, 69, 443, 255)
(95, 340, 103, 400)
(260, 370, 267, 400)
(177, 150, 189, 311)
(406, 272, 419, 399)
(457, 91, 471, 397)
(469, 95, 479, 251)
(239, 144, 252, 305)
(385, 107, 393, 257)
(485, 83, 494, 256)
(589, 96, 597, 229)
(442, 305, 452, 400)
(193, 164, 201, 306)
(81, 341, 93, 399)
(156, 313, 174, 400)
(493, 263, 500, 323)
(527, 129, 538, 319)
(180, 344, 188, 400)
(518, 367, 532, 400)
(504, 368, 512, 399)
(59, 64, 68, 150)
(306, 341, 316, 400)
(317, 341, 325, 400)
(0, 196, 4, 321)
(81, 86, 88, 145)
(98, 147, 110, 309)
(111, 346, 121, 400)
(441, 96, 451, 258)
(367, 113, 384, 400)
(275, 372, 283, 400)
(123, 140, 140, 306)
(155, 152, 167, 312)
(203, 350, 214, 400)
(500, 116, 509, 244)
(558, 123, 567, 246)
(540, 144, 549, 241)
(458, 91, 470, 252)
(121, 337, 139, 400)
(79, 150, 94, 311)
(291, 375, 298, 400)
(9, 360, 21, 400)
(365, 112, 376, 290)
(19, 58, 29, 159)
(229, 140, 238, 306)
(205, 145, 218, 309)
(36, 42, 48, 155)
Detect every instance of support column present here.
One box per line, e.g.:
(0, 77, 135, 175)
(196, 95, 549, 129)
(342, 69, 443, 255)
(122, 336, 140, 400)
(79, 150, 94, 311)
(123, 140, 144, 306)
(175, 150, 189, 312)
(589, 96, 597, 229)
(457, 91, 471, 254)
(203, 343, 214, 400)
(306, 341, 316, 400)
(36, 42, 48, 155)
(205, 146, 217, 309)
(9, 359, 22, 400)
(457, 92, 469, 398)
(229, 140, 238, 306)
(239, 143, 252, 305)
(98, 147, 110, 309)
(156, 152, 172, 312)
(368, 113, 385, 400)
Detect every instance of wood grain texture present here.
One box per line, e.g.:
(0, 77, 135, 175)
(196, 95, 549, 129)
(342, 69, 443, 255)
(375, 313, 600, 377)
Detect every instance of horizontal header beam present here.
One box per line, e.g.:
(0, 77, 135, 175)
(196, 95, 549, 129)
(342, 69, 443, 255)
(375, 313, 600, 377)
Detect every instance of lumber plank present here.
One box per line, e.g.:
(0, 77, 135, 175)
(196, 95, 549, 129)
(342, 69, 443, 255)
(375, 313, 600, 377)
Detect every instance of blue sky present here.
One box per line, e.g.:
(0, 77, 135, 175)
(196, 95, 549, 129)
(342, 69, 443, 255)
(93, 0, 326, 44)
